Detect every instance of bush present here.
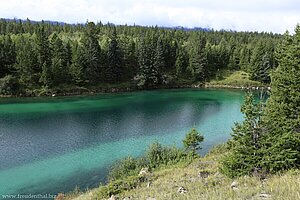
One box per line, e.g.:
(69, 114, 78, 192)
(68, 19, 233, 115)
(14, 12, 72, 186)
(0, 75, 19, 95)
(100, 130, 206, 199)
(101, 142, 192, 198)
(183, 128, 204, 155)
(96, 175, 142, 198)
(146, 142, 189, 169)
(108, 156, 145, 182)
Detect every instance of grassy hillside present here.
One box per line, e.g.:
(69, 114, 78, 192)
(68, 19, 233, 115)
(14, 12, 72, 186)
(61, 144, 300, 200)
(206, 70, 263, 88)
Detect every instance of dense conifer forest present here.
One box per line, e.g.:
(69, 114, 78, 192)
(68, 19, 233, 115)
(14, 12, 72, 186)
(0, 19, 281, 96)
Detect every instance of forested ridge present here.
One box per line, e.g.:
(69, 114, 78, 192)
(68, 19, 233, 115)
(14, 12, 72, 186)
(0, 18, 281, 96)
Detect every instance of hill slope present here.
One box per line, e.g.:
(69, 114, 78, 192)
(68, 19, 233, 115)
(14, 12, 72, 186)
(62, 145, 300, 200)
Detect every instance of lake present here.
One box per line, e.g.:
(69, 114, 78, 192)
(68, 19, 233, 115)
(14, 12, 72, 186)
(0, 88, 245, 196)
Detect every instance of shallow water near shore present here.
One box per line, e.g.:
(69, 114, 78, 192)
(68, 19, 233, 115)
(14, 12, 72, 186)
(0, 88, 245, 196)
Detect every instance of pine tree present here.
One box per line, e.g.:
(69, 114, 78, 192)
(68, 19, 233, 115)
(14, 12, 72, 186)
(0, 35, 16, 77)
(36, 26, 51, 86)
(221, 93, 265, 178)
(152, 37, 164, 84)
(135, 36, 161, 88)
(175, 45, 189, 76)
(106, 27, 123, 83)
(188, 36, 208, 82)
(14, 35, 38, 87)
(50, 33, 68, 86)
(80, 22, 102, 84)
(262, 27, 300, 172)
(69, 42, 83, 85)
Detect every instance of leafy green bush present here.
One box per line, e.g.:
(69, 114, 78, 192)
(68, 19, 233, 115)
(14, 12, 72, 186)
(108, 156, 144, 181)
(146, 142, 189, 168)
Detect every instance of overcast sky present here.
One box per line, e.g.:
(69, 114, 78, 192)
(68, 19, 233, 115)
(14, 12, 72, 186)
(1, 0, 299, 33)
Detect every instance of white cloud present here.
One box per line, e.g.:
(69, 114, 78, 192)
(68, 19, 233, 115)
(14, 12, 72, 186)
(0, 0, 299, 33)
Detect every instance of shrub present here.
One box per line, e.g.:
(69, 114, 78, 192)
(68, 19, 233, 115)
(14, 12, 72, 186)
(145, 142, 189, 169)
(108, 156, 144, 182)
(183, 128, 204, 155)
(0, 75, 19, 95)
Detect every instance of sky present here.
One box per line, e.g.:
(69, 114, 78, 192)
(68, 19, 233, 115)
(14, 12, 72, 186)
(0, 0, 299, 33)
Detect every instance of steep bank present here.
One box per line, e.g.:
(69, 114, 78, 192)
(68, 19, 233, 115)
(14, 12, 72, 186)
(61, 144, 300, 200)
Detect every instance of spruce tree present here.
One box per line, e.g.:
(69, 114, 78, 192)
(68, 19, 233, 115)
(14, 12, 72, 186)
(152, 37, 164, 84)
(69, 42, 83, 85)
(221, 93, 264, 178)
(262, 27, 300, 172)
(175, 45, 189, 76)
(14, 35, 38, 88)
(106, 27, 123, 83)
(188, 36, 208, 82)
(0, 35, 16, 77)
(80, 22, 102, 84)
(50, 33, 68, 86)
(36, 26, 51, 86)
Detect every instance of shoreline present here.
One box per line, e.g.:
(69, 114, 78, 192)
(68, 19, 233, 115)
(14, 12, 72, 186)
(0, 83, 270, 99)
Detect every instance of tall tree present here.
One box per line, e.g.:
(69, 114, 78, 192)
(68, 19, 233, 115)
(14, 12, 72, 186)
(0, 35, 16, 77)
(188, 36, 208, 82)
(221, 93, 264, 177)
(80, 22, 102, 84)
(50, 33, 68, 86)
(14, 35, 38, 87)
(262, 27, 300, 172)
(35, 26, 51, 86)
(106, 27, 123, 83)
(153, 37, 165, 84)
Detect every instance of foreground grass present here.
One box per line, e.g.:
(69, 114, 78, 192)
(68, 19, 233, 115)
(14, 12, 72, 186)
(62, 145, 300, 200)
(207, 70, 263, 88)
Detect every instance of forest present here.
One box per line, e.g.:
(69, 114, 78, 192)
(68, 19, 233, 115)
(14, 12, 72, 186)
(0, 18, 281, 96)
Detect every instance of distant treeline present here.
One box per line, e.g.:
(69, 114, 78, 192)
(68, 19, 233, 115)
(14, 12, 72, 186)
(0, 18, 281, 95)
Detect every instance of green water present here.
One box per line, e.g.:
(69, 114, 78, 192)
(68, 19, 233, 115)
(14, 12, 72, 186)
(0, 89, 245, 196)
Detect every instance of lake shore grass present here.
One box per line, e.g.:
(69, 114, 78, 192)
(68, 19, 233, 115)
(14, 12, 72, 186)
(61, 144, 300, 200)
(206, 70, 268, 89)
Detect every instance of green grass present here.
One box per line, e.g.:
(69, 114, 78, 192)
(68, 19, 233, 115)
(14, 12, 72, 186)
(207, 70, 263, 87)
(61, 144, 300, 200)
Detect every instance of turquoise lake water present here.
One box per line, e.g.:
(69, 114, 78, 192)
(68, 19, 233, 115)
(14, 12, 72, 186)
(0, 89, 246, 197)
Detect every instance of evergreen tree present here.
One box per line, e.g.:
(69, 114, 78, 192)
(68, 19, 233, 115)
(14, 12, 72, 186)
(183, 128, 204, 156)
(69, 42, 83, 85)
(35, 26, 51, 86)
(0, 35, 16, 77)
(106, 27, 123, 83)
(153, 37, 164, 84)
(175, 45, 189, 76)
(221, 25, 300, 177)
(14, 36, 38, 87)
(262, 27, 300, 172)
(221, 93, 264, 178)
(80, 22, 102, 84)
(50, 33, 68, 86)
(188, 37, 208, 82)
(135, 36, 161, 88)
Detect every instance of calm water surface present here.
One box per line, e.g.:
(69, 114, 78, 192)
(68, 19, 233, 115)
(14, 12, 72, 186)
(0, 89, 245, 196)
